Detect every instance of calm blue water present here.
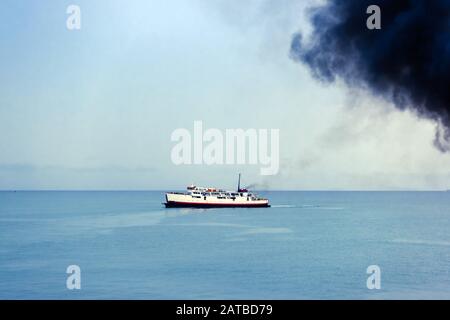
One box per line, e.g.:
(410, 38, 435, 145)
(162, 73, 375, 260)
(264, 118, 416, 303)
(1, 191, 450, 299)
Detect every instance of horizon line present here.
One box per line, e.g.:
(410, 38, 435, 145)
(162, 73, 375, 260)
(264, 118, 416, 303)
(0, 189, 448, 192)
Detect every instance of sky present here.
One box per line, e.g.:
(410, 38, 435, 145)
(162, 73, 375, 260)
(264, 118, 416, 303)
(1, 0, 450, 190)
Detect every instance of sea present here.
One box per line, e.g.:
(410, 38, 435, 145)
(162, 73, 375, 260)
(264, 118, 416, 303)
(1, 191, 450, 299)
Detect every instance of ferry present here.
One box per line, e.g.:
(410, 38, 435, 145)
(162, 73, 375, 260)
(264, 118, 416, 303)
(164, 174, 270, 208)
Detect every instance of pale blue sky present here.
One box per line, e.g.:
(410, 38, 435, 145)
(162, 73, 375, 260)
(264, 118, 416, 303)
(1, 0, 450, 190)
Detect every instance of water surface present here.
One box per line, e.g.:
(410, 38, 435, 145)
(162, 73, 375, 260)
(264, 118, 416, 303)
(1, 191, 450, 299)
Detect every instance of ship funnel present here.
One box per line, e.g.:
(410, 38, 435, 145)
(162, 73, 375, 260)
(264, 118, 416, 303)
(237, 173, 248, 193)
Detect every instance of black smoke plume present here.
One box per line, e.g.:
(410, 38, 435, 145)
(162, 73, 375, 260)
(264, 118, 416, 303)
(291, 0, 450, 151)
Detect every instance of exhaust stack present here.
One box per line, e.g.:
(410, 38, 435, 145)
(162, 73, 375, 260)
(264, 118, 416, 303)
(237, 173, 248, 193)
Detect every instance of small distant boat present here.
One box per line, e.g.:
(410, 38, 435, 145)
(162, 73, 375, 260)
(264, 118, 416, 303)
(164, 174, 270, 208)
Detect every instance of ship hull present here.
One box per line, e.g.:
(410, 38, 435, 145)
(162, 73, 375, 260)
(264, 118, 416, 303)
(164, 201, 270, 208)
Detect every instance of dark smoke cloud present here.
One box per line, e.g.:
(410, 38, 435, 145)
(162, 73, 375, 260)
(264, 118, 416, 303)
(291, 0, 450, 151)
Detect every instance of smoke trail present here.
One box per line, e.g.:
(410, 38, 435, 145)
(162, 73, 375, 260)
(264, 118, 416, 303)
(290, 0, 450, 151)
(245, 182, 269, 190)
